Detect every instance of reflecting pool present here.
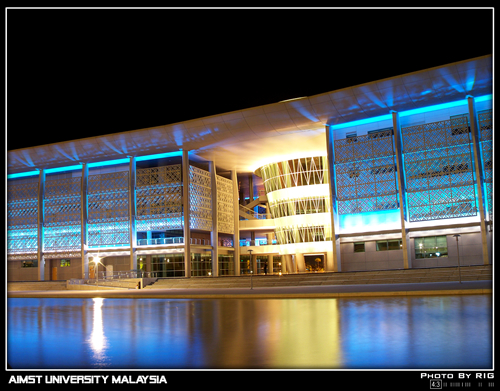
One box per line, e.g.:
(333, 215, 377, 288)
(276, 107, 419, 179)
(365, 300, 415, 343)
(7, 295, 492, 369)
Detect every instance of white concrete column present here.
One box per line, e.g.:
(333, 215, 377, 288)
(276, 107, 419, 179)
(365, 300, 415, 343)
(37, 169, 45, 281)
(209, 161, 219, 277)
(231, 170, 240, 275)
(80, 163, 89, 279)
(129, 156, 137, 271)
(182, 150, 192, 277)
(267, 254, 273, 275)
(325, 125, 341, 271)
(285, 254, 294, 273)
(280, 255, 287, 274)
(295, 252, 306, 273)
(326, 251, 334, 273)
(466, 96, 490, 265)
(391, 111, 412, 269)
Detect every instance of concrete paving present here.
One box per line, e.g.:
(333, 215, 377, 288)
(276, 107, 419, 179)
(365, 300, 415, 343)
(7, 280, 492, 299)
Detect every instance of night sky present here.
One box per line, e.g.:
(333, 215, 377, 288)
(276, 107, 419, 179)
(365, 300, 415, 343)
(6, 8, 493, 151)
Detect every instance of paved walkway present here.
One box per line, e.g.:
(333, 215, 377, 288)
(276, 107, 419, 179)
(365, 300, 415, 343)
(7, 280, 492, 299)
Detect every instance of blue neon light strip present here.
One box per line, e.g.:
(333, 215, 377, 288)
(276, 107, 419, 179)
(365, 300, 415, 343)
(329, 94, 492, 131)
(7, 170, 39, 179)
(8, 151, 186, 180)
(45, 164, 83, 174)
(136, 151, 183, 161)
(329, 114, 392, 131)
(88, 158, 130, 168)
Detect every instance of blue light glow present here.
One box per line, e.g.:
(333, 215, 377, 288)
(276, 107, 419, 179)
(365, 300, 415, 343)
(88, 158, 130, 168)
(339, 209, 401, 232)
(475, 94, 492, 103)
(136, 151, 183, 161)
(45, 165, 83, 174)
(329, 94, 492, 131)
(7, 171, 39, 179)
(330, 114, 393, 131)
(9, 151, 186, 180)
(398, 99, 468, 117)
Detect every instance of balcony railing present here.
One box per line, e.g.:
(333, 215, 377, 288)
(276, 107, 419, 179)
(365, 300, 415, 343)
(240, 239, 278, 246)
(239, 204, 268, 220)
(137, 237, 211, 246)
(136, 237, 234, 247)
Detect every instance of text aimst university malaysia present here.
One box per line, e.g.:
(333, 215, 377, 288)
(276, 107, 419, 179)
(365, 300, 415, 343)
(7, 55, 492, 282)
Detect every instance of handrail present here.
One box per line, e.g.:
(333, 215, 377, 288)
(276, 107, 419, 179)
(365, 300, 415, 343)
(137, 237, 212, 246)
(68, 269, 159, 284)
(239, 204, 268, 220)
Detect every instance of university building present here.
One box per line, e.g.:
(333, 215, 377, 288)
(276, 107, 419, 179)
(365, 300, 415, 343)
(7, 55, 492, 281)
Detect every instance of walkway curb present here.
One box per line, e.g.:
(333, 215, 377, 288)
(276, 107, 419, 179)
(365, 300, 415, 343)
(7, 287, 492, 300)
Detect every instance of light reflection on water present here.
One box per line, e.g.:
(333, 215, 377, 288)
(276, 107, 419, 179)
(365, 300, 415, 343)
(7, 295, 492, 369)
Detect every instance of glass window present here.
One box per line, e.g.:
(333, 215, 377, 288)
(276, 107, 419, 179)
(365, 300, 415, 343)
(353, 242, 365, 253)
(376, 240, 388, 251)
(376, 239, 402, 251)
(22, 260, 38, 268)
(151, 254, 185, 277)
(415, 236, 448, 258)
(191, 252, 212, 277)
(387, 239, 402, 251)
(60, 259, 70, 267)
(218, 254, 234, 276)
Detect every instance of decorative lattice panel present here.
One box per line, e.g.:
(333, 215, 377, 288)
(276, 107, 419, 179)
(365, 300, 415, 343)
(43, 176, 81, 256)
(402, 118, 477, 222)
(136, 165, 182, 231)
(479, 110, 493, 221)
(87, 171, 130, 247)
(7, 181, 38, 260)
(217, 175, 234, 234)
(189, 166, 212, 231)
(334, 130, 398, 214)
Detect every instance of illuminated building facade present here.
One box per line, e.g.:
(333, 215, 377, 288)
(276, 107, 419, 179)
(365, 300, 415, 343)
(7, 55, 492, 281)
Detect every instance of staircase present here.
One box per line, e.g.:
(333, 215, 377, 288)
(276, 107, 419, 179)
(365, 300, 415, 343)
(7, 281, 68, 291)
(144, 265, 492, 290)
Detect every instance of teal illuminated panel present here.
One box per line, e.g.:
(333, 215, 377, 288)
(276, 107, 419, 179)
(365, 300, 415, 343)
(339, 209, 401, 232)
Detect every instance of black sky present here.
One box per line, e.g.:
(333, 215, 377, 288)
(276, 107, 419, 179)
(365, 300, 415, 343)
(6, 8, 493, 151)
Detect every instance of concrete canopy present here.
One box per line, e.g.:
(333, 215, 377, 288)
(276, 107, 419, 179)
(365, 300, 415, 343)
(7, 55, 491, 174)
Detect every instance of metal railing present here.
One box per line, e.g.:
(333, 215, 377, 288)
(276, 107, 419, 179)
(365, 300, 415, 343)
(239, 204, 268, 220)
(68, 269, 159, 286)
(240, 239, 278, 246)
(137, 237, 211, 246)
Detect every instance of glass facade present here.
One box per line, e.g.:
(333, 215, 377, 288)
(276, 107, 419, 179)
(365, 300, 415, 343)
(218, 254, 234, 276)
(191, 252, 212, 277)
(151, 254, 185, 278)
(376, 239, 402, 251)
(414, 236, 448, 259)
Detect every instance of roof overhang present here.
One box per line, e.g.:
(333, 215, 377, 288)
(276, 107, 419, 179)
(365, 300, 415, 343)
(7, 55, 492, 175)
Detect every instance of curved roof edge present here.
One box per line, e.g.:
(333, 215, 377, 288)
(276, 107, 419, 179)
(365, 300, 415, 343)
(7, 54, 492, 174)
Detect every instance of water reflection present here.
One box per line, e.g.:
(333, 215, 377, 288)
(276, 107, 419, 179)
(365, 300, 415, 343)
(88, 298, 108, 366)
(7, 295, 492, 369)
